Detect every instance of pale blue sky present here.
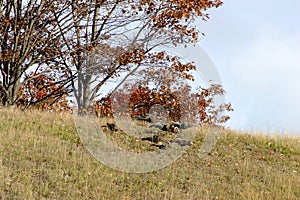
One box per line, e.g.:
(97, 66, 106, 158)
(198, 0, 300, 135)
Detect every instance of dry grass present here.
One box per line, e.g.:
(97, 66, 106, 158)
(0, 108, 299, 199)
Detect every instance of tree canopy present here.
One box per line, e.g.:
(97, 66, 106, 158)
(0, 0, 232, 124)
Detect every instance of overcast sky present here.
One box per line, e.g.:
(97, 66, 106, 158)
(197, 0, 300, 135)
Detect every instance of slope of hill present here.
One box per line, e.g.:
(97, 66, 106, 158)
(0, 108, 299, 199)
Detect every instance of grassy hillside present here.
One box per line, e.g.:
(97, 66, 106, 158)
(0, 108, 299, 199)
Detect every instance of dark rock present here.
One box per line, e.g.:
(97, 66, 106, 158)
(107, 123, 117, 132)
(161, 125, 168, 131)
(173, 121, 181, 128)
(141, 135, 160, 143)
(151, 142, 166, 149)
(135, 114, 151, 123)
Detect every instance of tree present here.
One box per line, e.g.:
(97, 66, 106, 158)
(53, 0, 223, 110)
(0, 0, 227, 118)
(0, 0, 70, 106)
(17, 69, 73, 112)
(95, 65, 233, 125)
